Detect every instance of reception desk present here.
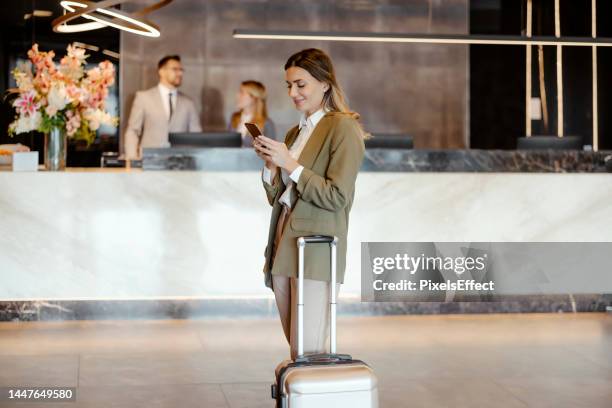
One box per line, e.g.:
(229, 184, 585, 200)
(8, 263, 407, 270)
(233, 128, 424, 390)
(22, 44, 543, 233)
(1, 148, 611, 319)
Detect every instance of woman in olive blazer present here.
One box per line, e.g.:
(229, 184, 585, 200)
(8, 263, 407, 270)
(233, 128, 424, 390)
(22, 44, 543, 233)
(254, 48, 366, 358)
(260, 112, 364, 284)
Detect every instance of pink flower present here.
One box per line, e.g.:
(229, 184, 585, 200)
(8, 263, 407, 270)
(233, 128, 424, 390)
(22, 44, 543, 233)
(28, 44, 56, 76)
(87, 67, 101, 82)
(33, 72, 52, 95)
(65, 110, 81, 137)
(13, 89, 39, 116)
(65, 84, 82, 105)
(98, 60, 115, 86)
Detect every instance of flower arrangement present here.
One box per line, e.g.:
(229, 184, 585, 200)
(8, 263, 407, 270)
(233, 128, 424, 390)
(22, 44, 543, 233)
(7, 44, 117, 144)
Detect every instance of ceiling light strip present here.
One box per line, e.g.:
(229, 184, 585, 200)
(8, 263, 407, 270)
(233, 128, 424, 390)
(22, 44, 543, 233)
(232, 30, 612, 47)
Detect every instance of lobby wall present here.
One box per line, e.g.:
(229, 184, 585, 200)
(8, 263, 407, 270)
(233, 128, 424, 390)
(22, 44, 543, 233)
(120, 0, 468, 150)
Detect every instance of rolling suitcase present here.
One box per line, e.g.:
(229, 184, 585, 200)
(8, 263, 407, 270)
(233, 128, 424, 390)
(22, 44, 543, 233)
(271, 235, 379, 408)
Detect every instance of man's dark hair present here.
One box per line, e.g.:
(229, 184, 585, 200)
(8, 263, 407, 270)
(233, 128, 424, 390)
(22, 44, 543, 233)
(158, 55, 181, 69)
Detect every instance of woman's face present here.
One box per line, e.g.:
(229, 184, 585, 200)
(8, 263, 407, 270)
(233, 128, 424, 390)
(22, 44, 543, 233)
(236, 86, 255, 110)
(285, 66, 328, 116)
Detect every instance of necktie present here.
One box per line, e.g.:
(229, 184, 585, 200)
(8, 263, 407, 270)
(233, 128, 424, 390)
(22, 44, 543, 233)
(168, 92, 174, 120)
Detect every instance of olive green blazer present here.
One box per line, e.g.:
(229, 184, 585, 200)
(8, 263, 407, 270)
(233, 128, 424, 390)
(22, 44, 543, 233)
(261, 112, 365, 289)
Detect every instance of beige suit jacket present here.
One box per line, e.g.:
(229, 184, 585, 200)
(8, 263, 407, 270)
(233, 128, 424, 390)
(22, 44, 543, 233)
(262, 112, 365, 288)
(124, 86, 202, 159)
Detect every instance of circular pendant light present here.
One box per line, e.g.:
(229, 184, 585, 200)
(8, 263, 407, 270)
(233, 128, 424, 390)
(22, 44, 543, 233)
(52, 0, 173, 38)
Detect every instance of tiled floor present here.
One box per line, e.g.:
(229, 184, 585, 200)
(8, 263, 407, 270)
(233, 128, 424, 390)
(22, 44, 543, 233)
(0, 313, 610, 407)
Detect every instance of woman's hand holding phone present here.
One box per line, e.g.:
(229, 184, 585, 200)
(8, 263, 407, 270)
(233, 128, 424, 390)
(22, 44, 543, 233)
(246, 122, 277, 170)
(253, 134, 278, 172)
(254, 135, 299, 173)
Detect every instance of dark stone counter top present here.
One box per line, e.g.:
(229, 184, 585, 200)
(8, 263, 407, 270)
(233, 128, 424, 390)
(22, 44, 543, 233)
(142, 147, 612, 172)
(2, 294, 610, 320)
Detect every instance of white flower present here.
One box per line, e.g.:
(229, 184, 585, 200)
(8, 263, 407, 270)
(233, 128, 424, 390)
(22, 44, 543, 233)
(45, 83, 70, 117)
(13, 61, 34, 92)
(66, 44, 87, 63)
(83, 108, 114, 131)
(10, 111, 42, 134)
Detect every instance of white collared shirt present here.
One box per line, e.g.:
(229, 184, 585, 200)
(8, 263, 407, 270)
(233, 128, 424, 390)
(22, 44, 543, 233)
(262, 108, 327, 209)
(158, 83, 177, 120)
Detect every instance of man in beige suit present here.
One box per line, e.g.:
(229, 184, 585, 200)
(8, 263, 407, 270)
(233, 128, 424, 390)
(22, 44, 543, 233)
(124, 55, 201, 159)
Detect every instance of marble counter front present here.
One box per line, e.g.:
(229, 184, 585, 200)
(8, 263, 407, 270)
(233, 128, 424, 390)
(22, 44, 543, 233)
(2, 170, 612, 313)
(142, 147, 612, 172)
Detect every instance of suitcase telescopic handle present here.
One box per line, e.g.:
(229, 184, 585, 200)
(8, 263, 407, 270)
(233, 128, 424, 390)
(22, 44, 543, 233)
(300, 236, 336, 244)
(296, 235, 338, 358)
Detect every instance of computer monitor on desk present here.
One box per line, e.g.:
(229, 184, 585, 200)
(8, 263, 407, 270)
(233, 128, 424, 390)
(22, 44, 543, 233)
(169, 132, 242, 148)
(516, 135, 583, 150)
(366, 133, 413, 149)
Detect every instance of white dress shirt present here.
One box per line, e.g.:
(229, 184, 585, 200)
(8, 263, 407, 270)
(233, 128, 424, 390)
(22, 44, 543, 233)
(262, 108, 327, 209)
(158, 83, 177, 120)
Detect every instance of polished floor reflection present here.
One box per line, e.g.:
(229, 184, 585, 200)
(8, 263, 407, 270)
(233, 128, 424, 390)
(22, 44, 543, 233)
(0, 313, 610, 407)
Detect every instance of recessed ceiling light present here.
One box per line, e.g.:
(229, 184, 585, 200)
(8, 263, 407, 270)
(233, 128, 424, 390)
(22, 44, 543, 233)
(102, 49, 120, 59)
(34, 10, 53, 17)
(24, 10, 53, 20)
(73, 41, 99, 52)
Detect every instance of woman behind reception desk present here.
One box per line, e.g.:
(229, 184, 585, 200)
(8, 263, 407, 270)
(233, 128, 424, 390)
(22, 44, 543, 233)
(229, 80, 276, 147)
(253, 48, 366, 359)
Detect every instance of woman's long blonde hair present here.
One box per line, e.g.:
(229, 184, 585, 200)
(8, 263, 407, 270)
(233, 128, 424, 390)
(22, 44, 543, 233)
(231, 80, 268, 131)
(284, 48, 369, 139)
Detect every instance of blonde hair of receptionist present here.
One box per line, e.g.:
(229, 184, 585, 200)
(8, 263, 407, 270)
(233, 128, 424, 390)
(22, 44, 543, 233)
(231, 80, 269, 132)
(284, 48, 370, 139)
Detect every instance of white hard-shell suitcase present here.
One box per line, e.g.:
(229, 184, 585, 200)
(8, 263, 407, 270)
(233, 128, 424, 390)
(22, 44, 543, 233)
(271, 235, 379, 408)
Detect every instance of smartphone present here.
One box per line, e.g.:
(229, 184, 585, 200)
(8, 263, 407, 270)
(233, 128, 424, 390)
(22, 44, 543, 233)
(244, 123, 262, 139)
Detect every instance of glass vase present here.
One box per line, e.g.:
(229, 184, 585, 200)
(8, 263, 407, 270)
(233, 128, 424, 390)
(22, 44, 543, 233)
(44, 127, 67, 171)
